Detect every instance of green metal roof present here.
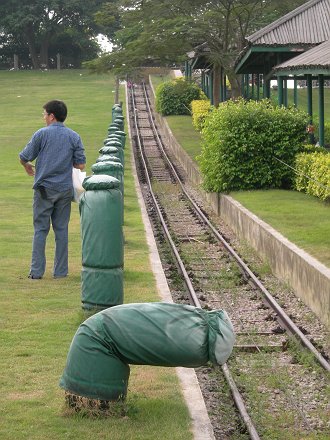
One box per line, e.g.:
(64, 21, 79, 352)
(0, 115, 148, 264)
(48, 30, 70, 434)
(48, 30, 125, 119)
(235, 0, 330, 74)
(273, 39, 330, 76)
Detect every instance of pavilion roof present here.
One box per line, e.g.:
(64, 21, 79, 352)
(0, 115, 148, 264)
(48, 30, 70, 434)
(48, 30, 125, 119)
(273, 38, 330, 75)
(247, 0, 330, 46)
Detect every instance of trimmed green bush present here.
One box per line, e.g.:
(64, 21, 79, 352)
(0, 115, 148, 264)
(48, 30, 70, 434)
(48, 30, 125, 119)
(295, 151, 330, 201)
(191, 99, 212, 131)
(197, 99, 308, 192)
(155, 79, 205, 116)
(295, 152, 316, 193)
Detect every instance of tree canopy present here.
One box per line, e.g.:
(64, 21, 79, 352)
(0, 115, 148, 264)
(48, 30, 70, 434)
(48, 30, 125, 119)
(0, 0, 109, 68)
(84, 0, 307, 94)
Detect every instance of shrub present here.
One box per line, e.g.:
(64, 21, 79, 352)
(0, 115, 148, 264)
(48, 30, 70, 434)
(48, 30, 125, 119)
(295, 152, 330, 201)
(155, 79, 205, 116)
(314, 121, 330, 145)
(295, 153, 316, 192)
(191, 99, 212, 131)
(197, 99, 308, 192)
(301, 144, 328, 154)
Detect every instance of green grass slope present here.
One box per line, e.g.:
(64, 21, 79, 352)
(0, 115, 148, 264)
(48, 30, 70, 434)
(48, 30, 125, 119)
(0, 70, 191, 440)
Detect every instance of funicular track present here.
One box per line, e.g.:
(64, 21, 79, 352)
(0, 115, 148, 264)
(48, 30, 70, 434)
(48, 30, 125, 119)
(128, 82, 330, 439)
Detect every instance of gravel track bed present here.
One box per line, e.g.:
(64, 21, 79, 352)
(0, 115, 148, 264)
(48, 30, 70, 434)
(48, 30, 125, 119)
(130, 85, 330, 439)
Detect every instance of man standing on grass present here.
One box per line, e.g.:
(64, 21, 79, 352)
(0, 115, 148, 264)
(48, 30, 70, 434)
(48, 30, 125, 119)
(19, 100, 86, 280)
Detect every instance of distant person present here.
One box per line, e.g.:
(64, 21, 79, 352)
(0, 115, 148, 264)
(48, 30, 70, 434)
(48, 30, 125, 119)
(19, 100, 86, 279)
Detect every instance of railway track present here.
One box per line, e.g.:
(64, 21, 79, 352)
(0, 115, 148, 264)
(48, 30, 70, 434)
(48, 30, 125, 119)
(128, 82, 330, 439)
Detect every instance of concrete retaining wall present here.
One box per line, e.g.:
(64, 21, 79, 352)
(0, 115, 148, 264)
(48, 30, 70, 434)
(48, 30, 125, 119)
(149, 76, 330, 328)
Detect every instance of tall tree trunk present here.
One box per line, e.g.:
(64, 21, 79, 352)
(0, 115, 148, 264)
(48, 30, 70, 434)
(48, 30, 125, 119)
(40, 37, 50, 68)
(228, 72, 242, 98)
(213, 65, 221, 107)
(24, 24, 40, 69)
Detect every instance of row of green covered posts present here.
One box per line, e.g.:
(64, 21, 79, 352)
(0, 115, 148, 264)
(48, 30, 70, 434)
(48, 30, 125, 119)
(59, 96, 235, 408)
(80, 103, 126, 311)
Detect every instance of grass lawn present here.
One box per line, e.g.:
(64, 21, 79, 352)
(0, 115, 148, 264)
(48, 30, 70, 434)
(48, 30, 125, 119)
(230, 189, 330, 267)
(149, 73, 173, 89)
(165, 115, 202, 162)
(0, 70, 192, 440)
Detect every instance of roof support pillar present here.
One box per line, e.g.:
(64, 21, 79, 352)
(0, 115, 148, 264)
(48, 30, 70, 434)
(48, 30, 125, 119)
(263, 78, 270, 99)
(318, 74, 325, 147)
(283, 78, 288, 107)
(278, 76, 283, 106)
(245, 74, 250, 99)
(241, 75, 245, 98)
(251, 74, 255, 99)
(256, 74, 260, 101)
(307, 74, 314, 143)
(210, 70, 214, 105)
(202, 71, 205, 94)
(293, 76, 298, 107)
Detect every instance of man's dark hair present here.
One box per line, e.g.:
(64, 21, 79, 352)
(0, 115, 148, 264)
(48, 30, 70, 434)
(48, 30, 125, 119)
(43, 100, 67, 122)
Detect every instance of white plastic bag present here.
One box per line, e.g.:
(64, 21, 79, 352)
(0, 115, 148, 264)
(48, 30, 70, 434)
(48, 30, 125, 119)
(72, 168, 86, 203)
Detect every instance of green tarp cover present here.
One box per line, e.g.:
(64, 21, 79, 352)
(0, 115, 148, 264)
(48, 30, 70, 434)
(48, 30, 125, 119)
(91, 162, 124, 195)
(59, 303, 235, 400)
(99, 146, 119, 155)
(102, 142, 124, 167)
(108, 123, 120, 130)
(80, 179, 123, 269)
(96, 154, 121, 164)
(81, 266, 123, 309)
(104, 134, 121, 143)
(82, 174, 120, 191)
(104, 140, 122, 149)
(92, 161, 123, 174)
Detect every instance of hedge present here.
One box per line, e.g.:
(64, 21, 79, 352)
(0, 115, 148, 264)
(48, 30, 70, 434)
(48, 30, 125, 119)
(191, 100, 212, 131)
(295, 151, 330, 201)
(155, 79, 205, 116)
(197, 99, 308, 192)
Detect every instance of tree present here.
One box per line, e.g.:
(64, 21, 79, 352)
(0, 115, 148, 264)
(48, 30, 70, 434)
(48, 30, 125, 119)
(0, 0, 106, 69)
(86, 0, 307, 102)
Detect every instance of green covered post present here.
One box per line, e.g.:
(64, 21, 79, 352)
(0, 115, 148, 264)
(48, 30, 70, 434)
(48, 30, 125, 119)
(114, 116, 125, 131)
(101, 140, 124, 167)
(318, 74, 325, 147)
(92, 161, 124, 223)
(59, 303, 235, 404)
(80, 175, 124, 311)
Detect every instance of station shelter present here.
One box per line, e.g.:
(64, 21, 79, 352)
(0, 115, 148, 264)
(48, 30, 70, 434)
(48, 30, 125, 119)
(185, 0, 330, 145)
(234, 0, 330, 146)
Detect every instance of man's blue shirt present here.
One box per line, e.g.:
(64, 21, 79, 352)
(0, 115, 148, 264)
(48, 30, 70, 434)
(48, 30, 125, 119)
(19, 122, 86, 191)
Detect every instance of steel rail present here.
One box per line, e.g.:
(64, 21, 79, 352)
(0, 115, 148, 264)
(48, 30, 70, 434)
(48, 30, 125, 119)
(130, 84, 262, 440)
(140, 82, 330, 373)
